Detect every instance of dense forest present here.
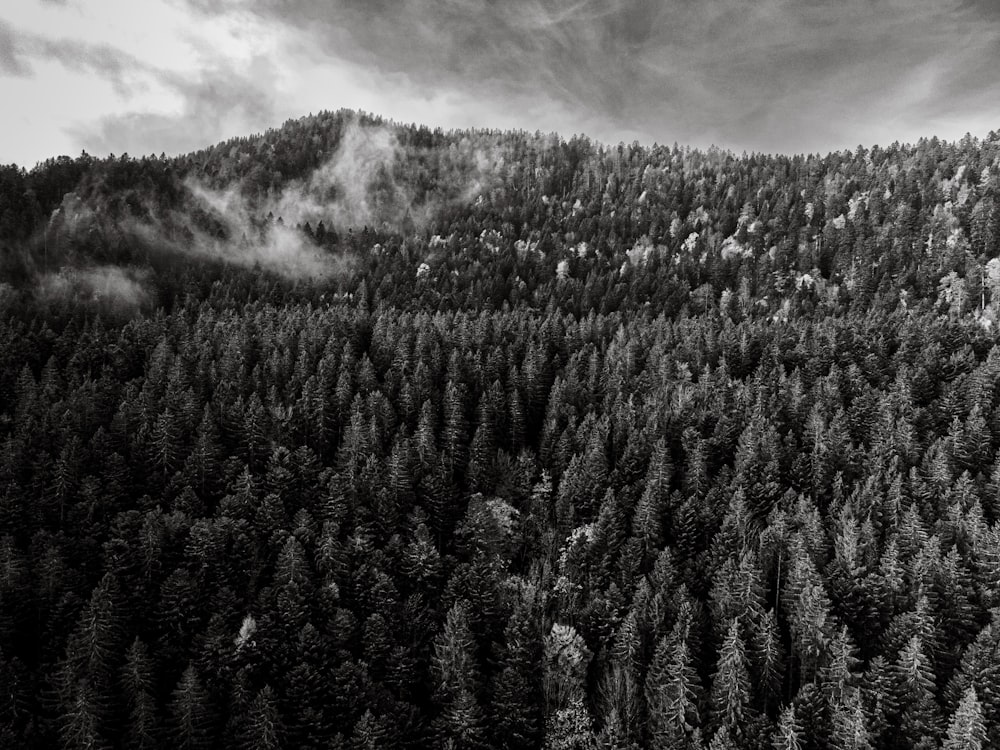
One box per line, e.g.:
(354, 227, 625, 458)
(2, 110, 1000, 749)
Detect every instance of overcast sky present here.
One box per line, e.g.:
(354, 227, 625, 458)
(3, 0, 1000, 167)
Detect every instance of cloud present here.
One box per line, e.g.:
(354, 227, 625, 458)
(5, 0, 1000, 166)
(31, 38, 154, 97)
(268, 121, 407, 230)
(36, 172, 340, 285)
(0, 20, 33, 76)
(0, 16, 279, 158)
(178, 0, 1000, 154)
(160, 178, 339, 280)
(0, 1, 292, 164)
(192, 115, 503, 236)
(36, 265, 150, 310)
(70, 55, 281, 157)
(0, 20, 155, 94)
(265, 119, 445, 233)
(29, 117, 502, 289)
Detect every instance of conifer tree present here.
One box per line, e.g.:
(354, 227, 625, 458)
(944, 685, 988, 750)
(829, 692, 874, 750)
(891, 635, 942, 749)
(771, 705, 803, 750)
(433, 602, 487, 748)
(710, 618, 752, 740)
(645, 607, 701, 750)
(168, 665, 215, 750)
(491, 594, 543, 750)
(121, 638, 161, 750)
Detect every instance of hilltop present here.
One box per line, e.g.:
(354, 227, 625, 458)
(0, 110, 997, 323)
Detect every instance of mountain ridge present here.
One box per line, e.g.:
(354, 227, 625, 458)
(0, 108, 999, 324)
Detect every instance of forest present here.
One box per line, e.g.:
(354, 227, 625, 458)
(1, 110, 1000, 748)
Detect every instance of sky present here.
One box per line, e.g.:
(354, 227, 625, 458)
(3, 0, 1000, 168)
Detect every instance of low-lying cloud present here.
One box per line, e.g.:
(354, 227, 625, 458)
(266, 118, 503, 233)
(156, 180, 338, 280)
(36, 265, 150, 310)
(29, 117, 501, 293)
(268, 121, 409, 231)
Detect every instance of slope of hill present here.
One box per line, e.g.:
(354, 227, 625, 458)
(1, 112, 1000, 748)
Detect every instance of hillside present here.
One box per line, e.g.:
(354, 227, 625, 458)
(1, 112, 1000, 748)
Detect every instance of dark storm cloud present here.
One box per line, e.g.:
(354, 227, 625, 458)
(5, 0, 999, 163)
(958, 0, 1000, 19)
(182, 0, 1000, 153)
(206, 0, 671, 117)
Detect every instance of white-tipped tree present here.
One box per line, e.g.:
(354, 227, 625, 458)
(943, 686, 987, 750)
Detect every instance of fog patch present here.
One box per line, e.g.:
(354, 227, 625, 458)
(177, 181, 346, 280)
(23, 115, 508, 292)
(36, 265, 150, 310)
(174, 117, 505, 273)
(270, 120, 412, 231)
(264, 117, 505, 235)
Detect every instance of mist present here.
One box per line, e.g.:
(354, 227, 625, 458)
(174, 116, 505, 274)
(269, 120, 411, 232)
(167, 181, 338, 280)
(36, 265, 150, 310)
(264, 117, 505, 234)
(16, 115, 508, 312)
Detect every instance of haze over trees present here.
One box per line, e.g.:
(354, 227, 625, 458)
(2, 110, 1000, 748)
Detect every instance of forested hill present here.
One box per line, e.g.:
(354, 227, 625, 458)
(1, 112, 1000, 748)
(2, 110, 999, 320)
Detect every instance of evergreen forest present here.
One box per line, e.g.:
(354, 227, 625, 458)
(2, 110, 1000, 749)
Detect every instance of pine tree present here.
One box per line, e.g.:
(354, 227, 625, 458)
(149, 407, 183, 481)
(943, 620, 1000, 740)
(492, 594, 543, 749)
(771, 705, 803, 750)
(242, 393, 270, 471)
(121, 638, 161, 750)
(707, 725, 739, 750)
(891, 635, 942, 749)
(645, 610, 701, 750)
(859, 656, 894, 748)
(416, 398, 438, 468)
(350, 710, 391, 750)
(433, 602, 487, 748)
(439, 686, 488, 750)
(185, 406, 222, 500)
(784, 543, 835, 684)
(240, 685, 284, 750)
(821, 626, 861, 707)
(752, 608, 785, 713)
(829, 690, 874, 750)
(168, 665, 215, 750)
(442, 381, 469, 476)
(58, 678, 109, 750)
(943, 686, 987, 750)
(60, 572, 125, 706)
(632, 483, 665, 571)
(710, 618, 752, 739)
